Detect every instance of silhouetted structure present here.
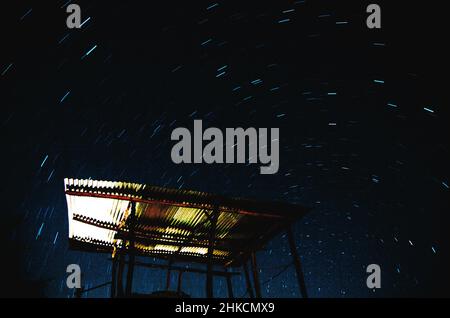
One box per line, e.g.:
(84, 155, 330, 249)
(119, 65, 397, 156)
(64, 178, 310, 298)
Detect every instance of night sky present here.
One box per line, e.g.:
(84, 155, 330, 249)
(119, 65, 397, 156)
(2, 1, 449, 298)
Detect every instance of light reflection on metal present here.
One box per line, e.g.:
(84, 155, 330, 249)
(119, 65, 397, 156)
(64, 178, 309, 265)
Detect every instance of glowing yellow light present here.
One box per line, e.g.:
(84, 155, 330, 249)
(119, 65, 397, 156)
(154, 244, 179, 253)
(172, 207, 204, 226)
(180, 246, 208, 255)
(71, 221, 116, 243)
(66, 193, 130, 243)
(164, 227, 191, 236)
(64, 179, 238, 260)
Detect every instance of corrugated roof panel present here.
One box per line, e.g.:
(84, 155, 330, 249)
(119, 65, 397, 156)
(64, 178, 309, 265)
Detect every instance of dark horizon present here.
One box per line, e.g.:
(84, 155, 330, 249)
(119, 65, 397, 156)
(2, 0, 449, 298)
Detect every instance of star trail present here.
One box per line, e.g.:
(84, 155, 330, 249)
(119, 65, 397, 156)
(1, 0, 449, 298)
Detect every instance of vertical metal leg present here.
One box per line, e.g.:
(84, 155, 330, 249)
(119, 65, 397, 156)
(117, 252, 125, 297)
(177, 271, 183, 294)
(243, 261, 255, 298)
(74, 288, 82, 298)
(287, 227, 308, 298)
(206, 208, 218, 298)
(125, 201, 136, 297)
(226, 268, 234, 298)
(111, 255, 118, 298)
(166, 268, 172, 290)
(250, 252, 261, 298)
(125, 253, 135, 296)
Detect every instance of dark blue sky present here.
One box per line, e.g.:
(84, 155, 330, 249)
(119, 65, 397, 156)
(2, 0, 449, 298)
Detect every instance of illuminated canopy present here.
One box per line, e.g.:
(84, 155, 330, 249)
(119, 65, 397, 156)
(64, 178, 309, 266)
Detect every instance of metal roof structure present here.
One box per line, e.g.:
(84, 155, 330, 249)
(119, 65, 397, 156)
(64, 178, 310, 298)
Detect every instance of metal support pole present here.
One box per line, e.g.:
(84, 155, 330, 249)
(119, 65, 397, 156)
(166, 268, 171, 290)
(117, 252, 125, 297)
(226, 268, 234, 298)
(206, 208, 218, 298)
(250, 252, 261, 298)
(177, 271, 183, 294)
(243, 261, 254, 298)
(111, 255, 118, 298)
(125, 201, 136, 296)
(74, 287, 83, 298)
(286, 227, 308, 298)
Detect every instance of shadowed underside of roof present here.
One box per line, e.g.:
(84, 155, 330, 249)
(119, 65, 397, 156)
(64, 178, 310, 266)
